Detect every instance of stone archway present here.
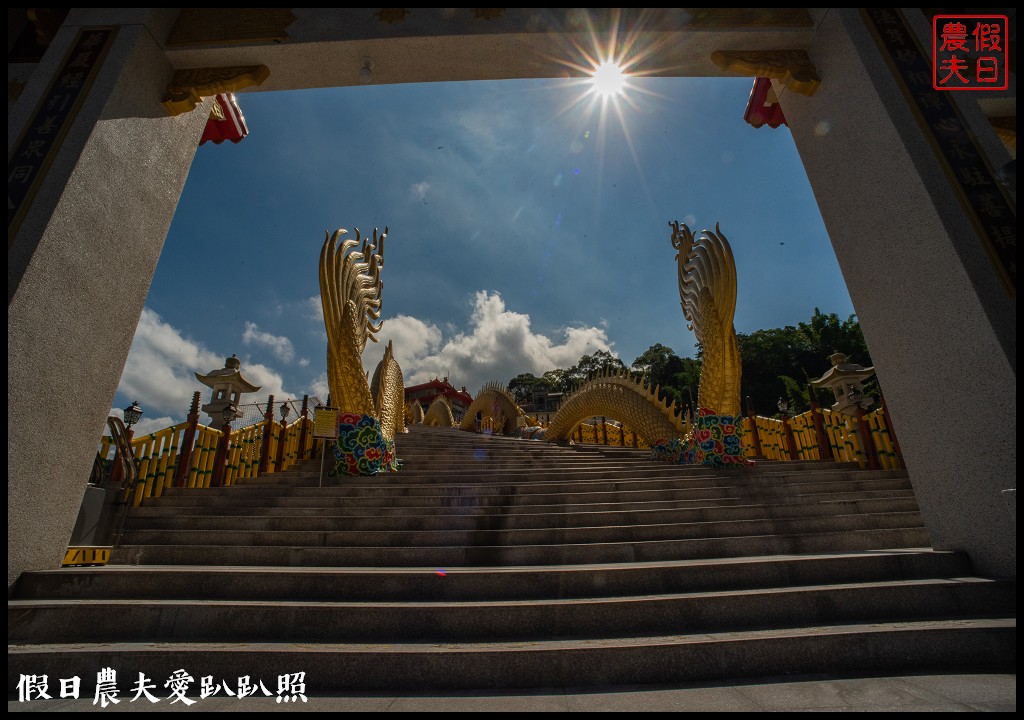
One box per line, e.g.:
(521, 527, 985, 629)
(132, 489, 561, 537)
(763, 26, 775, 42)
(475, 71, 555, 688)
(8, 8, 1015, 585)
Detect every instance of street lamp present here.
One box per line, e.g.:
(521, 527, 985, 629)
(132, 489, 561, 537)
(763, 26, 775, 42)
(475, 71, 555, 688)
(110, 401, 144, 487)
(222, 403, 238, 425)
(776, 397, 789, 416)
(123, 401, 143, 429)
(280, 402, 291, 422)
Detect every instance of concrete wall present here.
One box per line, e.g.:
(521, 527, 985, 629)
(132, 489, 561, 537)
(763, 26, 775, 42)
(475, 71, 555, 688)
(779, 9, 1015, 577)
(8, 9, 211, 589)
(7, 7, 1015, 588)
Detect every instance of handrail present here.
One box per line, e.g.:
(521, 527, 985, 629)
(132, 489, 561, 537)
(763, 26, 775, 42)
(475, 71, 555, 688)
(106, 415, 140, 547)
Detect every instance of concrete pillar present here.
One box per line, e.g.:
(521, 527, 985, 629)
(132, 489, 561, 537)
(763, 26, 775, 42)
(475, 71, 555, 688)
(8, 9, 210, 589)
(779, 9, 1015, 577)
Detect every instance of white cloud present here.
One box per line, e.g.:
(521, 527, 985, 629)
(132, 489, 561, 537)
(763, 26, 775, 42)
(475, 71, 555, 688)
(105, 407, 179, 438)
(361, 314, 443, 384)
(310, 372, 330, 401)
(306, 295, 323, 321)
(242, 321, 299, 364)
(117, 309, 223, 417)
(117, 308, 296, 420)
(409, 180, 430, 201)
(239, 361, 293, 401)
(362, 291, 612, 394)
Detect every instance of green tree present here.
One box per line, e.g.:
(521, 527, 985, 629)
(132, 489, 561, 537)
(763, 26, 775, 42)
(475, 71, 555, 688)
(567, 350, 626, 386)
(631, 343, 699, 409)
(631, 344, 678, 384)
(738, 309, 873, 415)
(542, 368, 571, 394)
(672, 357, 702, 414)
(507, 372, 544, 405)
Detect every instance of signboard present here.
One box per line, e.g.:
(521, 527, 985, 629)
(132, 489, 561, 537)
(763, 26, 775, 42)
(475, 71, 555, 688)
(9, 27, 118, 246)
(312, 407, 337, 438)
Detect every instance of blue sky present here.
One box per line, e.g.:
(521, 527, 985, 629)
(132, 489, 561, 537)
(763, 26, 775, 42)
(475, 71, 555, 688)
(113, 75, 855, 432)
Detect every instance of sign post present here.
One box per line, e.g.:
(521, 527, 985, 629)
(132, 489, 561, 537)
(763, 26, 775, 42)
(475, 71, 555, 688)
(312, 406, 337, 488)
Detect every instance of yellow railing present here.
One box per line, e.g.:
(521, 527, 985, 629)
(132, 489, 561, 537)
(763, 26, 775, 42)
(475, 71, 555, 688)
(819, 408, 860, 465)
(128, 422, 188, 506)
(571, 420, 649, 449)
(226, 420, 264, 485)
(97, 436, 115, 463)
(98, 411, 319, 506)
(739, 407, 899, 469)
(866, 407, 902, 470)
(790, 411, 821, 460)
(185, 425, 220, 492)
(99, 398, 900, 503)
(749, 416, 787, 460)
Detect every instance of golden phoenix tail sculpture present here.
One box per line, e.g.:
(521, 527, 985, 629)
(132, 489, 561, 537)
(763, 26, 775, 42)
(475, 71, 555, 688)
(319, 226, 404, 475)
(670, 221, 742, 418)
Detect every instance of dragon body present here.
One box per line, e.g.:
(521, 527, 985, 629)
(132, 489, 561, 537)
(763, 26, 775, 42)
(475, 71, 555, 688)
(670, 221, 742, 418)
(319, 227, 405, 464)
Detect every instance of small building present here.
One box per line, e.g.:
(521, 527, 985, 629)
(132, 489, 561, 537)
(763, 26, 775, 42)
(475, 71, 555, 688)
(405, 378, 473, 422)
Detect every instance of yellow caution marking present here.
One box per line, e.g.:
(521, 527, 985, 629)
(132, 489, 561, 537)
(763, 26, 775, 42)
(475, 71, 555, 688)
(62, 547, 111, 566)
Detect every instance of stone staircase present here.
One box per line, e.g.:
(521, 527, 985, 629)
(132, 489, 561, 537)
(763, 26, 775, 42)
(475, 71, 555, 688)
(8, 425, 1015, 693)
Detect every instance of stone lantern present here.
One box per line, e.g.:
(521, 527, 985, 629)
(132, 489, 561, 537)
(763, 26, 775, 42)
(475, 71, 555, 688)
(195, 354, 262, 424)
(810, 352, 876, 416)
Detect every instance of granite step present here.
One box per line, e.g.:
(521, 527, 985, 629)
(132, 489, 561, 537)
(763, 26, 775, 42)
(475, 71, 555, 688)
(125, 497, 922, 532)
(111, 527, 932, 567)
(121, 511, 926, 548)
(11, 550, 973, 602)
(8, 619, 1015, 693)
(10, 578, 1013, 645)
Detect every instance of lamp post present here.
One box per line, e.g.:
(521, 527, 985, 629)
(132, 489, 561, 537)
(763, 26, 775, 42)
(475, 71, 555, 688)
(211, 402, 238, 487)
(847, 387, 881, 470)
(777, 396, 799, 461)
(110, 401, 143, 486)
(123, 401, 143, 429)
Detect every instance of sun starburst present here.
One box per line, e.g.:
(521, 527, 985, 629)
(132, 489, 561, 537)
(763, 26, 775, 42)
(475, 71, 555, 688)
(590, 59, 628, 99)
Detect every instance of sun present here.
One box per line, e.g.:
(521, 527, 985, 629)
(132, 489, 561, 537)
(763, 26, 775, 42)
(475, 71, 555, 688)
(590, 59, 628, 99)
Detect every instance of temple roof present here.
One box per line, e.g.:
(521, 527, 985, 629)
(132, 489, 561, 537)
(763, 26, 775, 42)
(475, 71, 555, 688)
(810, 353, 875, 387)
(195, 354, 262, 392)
(406, 377, 472, 404)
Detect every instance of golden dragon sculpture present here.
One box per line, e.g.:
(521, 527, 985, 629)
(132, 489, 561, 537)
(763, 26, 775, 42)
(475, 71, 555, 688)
(459, 382, 524, 435)
(670, 221, 742, 418)
(423, 397, 456, 427)
(319, 227, 404, 474)
(542, 368, 689, 446)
